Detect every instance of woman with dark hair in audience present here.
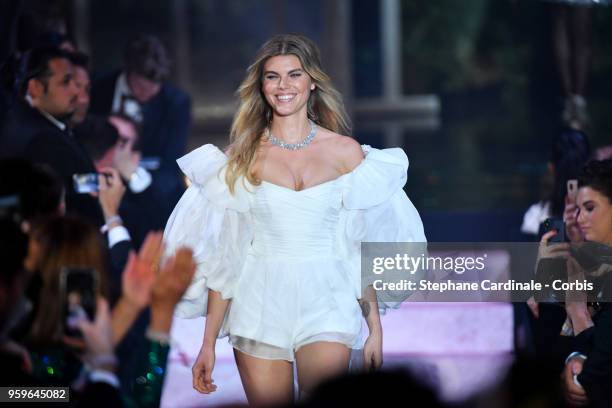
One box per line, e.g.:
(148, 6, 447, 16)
(523, 128, 591, 367)
(550, 159, 612, 407)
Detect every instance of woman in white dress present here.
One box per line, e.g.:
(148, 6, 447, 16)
(164, 34, 426, 405)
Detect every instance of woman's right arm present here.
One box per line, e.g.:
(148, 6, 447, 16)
(192, 289, 230, 394)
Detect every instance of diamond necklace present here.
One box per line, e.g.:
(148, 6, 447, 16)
(268, 120, 317, 151)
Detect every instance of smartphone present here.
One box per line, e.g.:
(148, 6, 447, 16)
(567, 179, 578, 202)
(73, 173, 99, 194)
(542, 218, 567, 243)
(59, 267, 99, 337)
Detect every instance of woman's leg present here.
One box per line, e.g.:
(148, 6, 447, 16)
(233, 348, 294, 407)
(295, 341, 351, 399)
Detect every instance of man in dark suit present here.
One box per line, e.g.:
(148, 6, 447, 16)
(0, 47, 104, 225)
(90, 34, 191, 220)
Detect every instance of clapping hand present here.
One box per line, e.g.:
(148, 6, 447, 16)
(122, 231, 164, 309)
(151, 247, 196, 311)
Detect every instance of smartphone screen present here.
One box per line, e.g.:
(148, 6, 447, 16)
(73, 173, 99, 194)
(60, 268, 99, 337)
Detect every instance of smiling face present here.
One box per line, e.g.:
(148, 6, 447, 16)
(577, 186, 612, 245)
(261, 55, 315, 119)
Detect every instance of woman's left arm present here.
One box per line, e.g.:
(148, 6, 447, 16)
(361, 286, 383, 371)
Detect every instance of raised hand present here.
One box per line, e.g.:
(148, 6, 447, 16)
(97, 167, 126, 221)
(112, 231, 164, 345)
(538, 230, 571, 260)
(148, 247, 196, 339)
(564, 195, 583, 244)
(122, 231, 164, 309)
(113, 141, 141, 181)
(76, 297, 117, 371)
(151, 247, 196, 311)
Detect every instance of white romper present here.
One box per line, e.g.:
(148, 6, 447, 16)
(164, 144, 426, 361)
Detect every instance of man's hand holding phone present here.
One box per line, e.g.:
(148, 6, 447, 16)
(97, 167, 126, 222)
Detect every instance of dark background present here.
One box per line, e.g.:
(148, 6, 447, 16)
(24, 0, 612, 240)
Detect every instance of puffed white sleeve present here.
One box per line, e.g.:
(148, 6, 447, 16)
(163, 144, 252, 318)
(338, 145, 427, 313)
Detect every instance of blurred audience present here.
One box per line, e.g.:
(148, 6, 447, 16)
(557, 159, 612, 407)
(0, 158, 64, 232)
(0, 218, 32, 385)
(0, 157, 131, 295)
(521, 128, 591, 236)
(0, 210, 196, 407)
(90, 34, 191, 220)
(75, 115, 165, 249)
(108, 114, 153, 195)
(108, 114, 167, 248)
(594, 145, 612, 161)
(0, 214, 124, 406)
(523, 128, 591, 373)
(67, 51, 91, 128)
(0, 46, 104, 224)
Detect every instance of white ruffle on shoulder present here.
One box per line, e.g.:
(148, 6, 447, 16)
(338, 145, 427, 312)
(163, 144, 253, 318)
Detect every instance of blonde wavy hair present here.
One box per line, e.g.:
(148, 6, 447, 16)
(225, 34, 351, 193)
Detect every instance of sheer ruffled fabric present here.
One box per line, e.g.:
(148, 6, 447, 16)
(337, 145, 427, 313)
(163, 144, 252, 318)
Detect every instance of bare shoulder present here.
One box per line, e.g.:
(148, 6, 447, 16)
(317, 128, 363, 172)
